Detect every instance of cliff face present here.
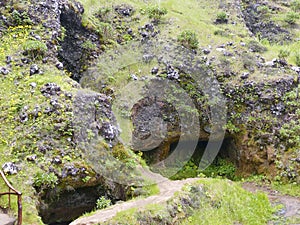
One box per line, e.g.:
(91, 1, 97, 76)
(0, 0, 300, 224)
(77, 0, 300, 181)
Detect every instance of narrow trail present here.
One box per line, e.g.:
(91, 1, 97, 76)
(242, 182, 300, 222)
(70, 168, 199, 225)
(70, 171, 300, 225)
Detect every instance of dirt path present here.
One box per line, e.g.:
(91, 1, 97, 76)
(70, 168, 199, 225)
(242, 182, 300, 222)
(70, 172, 300, 225)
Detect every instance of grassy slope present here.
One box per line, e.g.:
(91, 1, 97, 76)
(106, 179, 277, 225)
(183, 179, 276, 225)
(0, 25, 79, 224)
(78, 0, 300, 94)
(258, 1, 300, 63)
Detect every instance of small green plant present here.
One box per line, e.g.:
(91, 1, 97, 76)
(257, 5, 271, 18)
(81, 40, 97, 51)
(171, 161, 198, 180)
(226, 120, 240, 133)
(145, 5, 168, 23)
(11, 10, 32, 26)
(82, 176, 91, 183)
(216, 11, 228, 23)
(96, 196, 111, 209)
(278, 49, 290, 60)
(58, 26, 66, 41)
(112, 144, 131, 162)
(87, 129, 95, 140)
(291, 0, 300, 12)
(177, 30, 199, 49)
(22, 40, 47, 59)
(96, 22, 114, 43)
(33, 172, 58, 189)
(202, 158, 237, 180)
(284, 12, 299, 25)
(122, 34, 133, 42)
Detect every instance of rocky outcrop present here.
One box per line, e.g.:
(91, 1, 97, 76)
(240, 0, 291, 43)
(36, 89, 144, 224)
(100, 38, 298, 181)
(223, 75, 299, 178)
(58, 2, 100, 81)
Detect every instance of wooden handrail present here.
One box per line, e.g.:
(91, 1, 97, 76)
(0, 170, 22, 225)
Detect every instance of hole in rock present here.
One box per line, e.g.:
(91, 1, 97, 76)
(39, 185, 117, 225)
(142, 137, 239, 179)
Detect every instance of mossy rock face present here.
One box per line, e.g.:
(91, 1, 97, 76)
(58, 3, 101, 82)
(222, 76, 300, 181)
(241, 0, 292, 43)
(29, 89, 144, 223)
(108, 38, 299, 182)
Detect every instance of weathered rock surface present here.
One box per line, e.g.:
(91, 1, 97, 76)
(240, 0, 291, 43)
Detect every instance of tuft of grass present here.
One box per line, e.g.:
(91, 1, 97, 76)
(145, 5, 168, 23)
(96, 196, 111, 209)
(216, 11, 228, 23)
(177, 30, 199, 49)
(22, 39, 48, 59)
(291, 0, 300, 12)
(284, 11, 300, 25)
(139, 180, 160, 197)
(278, 48, 290, 60)
(33, 172, 58, 189)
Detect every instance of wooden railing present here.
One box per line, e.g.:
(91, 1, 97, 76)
(0, 170, 22, 225)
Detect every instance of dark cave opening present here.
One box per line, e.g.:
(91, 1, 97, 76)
(190, 138, 239, 167)
(39, 185, 111, 225)
(143, 137, 239, 178)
